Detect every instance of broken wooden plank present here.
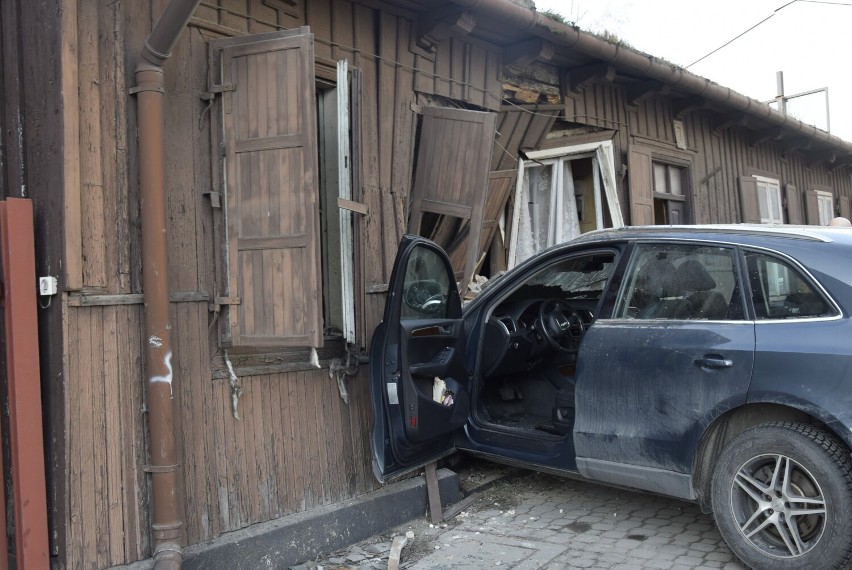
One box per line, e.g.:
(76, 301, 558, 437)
(425, 462, 443, 524)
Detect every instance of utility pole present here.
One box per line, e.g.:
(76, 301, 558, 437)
(769, 71, 831, 132)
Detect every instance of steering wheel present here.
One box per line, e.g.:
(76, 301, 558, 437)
(536, 299, 588, 352)
(403, 279, 446, 316)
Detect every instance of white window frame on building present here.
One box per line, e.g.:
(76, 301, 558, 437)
(754, 175, 784, 224)
(507, 140, 623, 269)
(815, 190, 834, 226)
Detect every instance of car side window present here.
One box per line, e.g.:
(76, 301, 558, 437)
(615, 243, 744, 320)
(400, 245, 453, 320)
(744, 251, 835, 320)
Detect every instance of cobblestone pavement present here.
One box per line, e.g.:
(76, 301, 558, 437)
(300, 460, 747, 570)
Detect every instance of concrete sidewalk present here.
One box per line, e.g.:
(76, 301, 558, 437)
(302, 461, 747, 570)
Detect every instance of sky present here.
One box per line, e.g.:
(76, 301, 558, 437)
(533, 0, 852, 142)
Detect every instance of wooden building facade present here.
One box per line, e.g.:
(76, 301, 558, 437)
(1, 0, 851, 568)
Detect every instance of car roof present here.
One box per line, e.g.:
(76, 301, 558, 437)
(571, 224, 852, 247)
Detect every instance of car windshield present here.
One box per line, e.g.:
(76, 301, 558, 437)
(503, 253, 617, 303)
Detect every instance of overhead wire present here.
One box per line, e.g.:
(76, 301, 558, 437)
(686, 0, 852, 69)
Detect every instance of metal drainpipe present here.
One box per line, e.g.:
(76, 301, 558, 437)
(133, 1, 201, 568)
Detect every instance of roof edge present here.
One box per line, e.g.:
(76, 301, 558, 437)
(450, 0, 852, 155)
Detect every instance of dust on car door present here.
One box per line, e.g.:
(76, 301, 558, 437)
(573, 241, 755, 498)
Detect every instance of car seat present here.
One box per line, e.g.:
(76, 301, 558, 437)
(637, 260, 692, 319)
(676, 259, 728, 319)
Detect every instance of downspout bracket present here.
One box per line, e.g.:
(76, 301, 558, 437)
(129, 84, 166, 96)
(143, 464, 180, 474)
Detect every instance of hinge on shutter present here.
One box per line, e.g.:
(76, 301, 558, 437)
(208, 295, 240, 314)
(199, 83, 237, 128)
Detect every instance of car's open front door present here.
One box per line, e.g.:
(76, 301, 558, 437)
(370, 235, 470, 481)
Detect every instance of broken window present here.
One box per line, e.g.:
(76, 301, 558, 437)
(508, 141, 623, 268)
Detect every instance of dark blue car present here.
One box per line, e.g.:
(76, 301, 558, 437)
(371, 225, 852, 570)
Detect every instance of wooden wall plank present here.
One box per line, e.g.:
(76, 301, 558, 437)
(61, 0, 83, 290)
(78, 308, 97, 566)
(117, 305, 145, 561)
(66, 307, 83, 568)
(213, 378, 232, 532)
(79, 0, 107, 289)
(89, 307, 110, 567)
(102, 307, 124, 564)
(307, 0, 333, 60)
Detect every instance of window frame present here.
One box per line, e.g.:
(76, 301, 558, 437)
(611, 241, 747, 322)
(508, 140, 624, 268)
(754, 175, 784, 224)
(815, 190, 834, 226)
(740, 245, 842, 324)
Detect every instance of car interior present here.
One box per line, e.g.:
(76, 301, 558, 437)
(477, 251, 617, 436)
(475, 244, 745, 438)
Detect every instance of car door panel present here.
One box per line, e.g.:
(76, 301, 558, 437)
(574, 241, 755, 479)
(370, 236, 470, 481)
(576, 321, 754, 472)
(398, 318, 469, 442)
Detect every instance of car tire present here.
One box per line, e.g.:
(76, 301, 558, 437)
(710, 422, 852, 570)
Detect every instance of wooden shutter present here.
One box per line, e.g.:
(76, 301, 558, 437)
(738, 176, 760, 223)
(784, 183, 803, 224)
(840, 195, 851, 220)
(408, 107, 497, 291)
(666, 200, 686, 225)
(628, 147, 654, 225)
(805, 189, 820, 225)
(218, 29, 322, 347)
(445, 169, 515, 279)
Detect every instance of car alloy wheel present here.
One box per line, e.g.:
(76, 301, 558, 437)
(711, 422, 852, 570)
(729, 453, 825, 558)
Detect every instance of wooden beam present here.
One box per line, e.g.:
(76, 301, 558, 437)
(748, 127, 786, 148)
(828, 156, 852, 173)
(504, 38, 554, 66)
(673, 95, 711, 119)
(416, 11, 476, 53)
(626, 80, 670, 105)
(803, 149, 837, 168)
(712, 112, 749, 136)
(779, 137, 813, 157)
(564, 62, 616, 93)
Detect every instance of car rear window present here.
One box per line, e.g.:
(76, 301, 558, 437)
(744, 251, 836, 320)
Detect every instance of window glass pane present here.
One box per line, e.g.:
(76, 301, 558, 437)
(500, 252, 617, 307)
(653, 163, 667, 193)
(757, 184, 769, 221)
(817, 194, 834, 226)
(769, 187, 782, 221)
(560, 160, 581, 241)
(401, 246, 452, 320)
(756, 180, 783, 223)
(668, 166, 683, 196)
(616, 244, 742, 320)
(745, 252, 833, 319)
(525, 164, 555, 251)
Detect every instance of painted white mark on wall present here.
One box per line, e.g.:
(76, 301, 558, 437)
(149, 335, 164, 348)
(150, 351, 173, 388)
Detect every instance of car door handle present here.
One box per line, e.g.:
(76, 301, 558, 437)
(694, 355, 734, 369)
